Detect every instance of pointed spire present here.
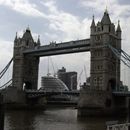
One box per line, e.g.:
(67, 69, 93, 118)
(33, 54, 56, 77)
(37, 35, 41, 46)
(116, 20, 121, 32)
(26, 25, 31, 33)
(101, 10, 111, 25)
(22, 27, 34, 43)
(27, 25, 30, 30)
(91, 15, 95, 27)
(14, 32, 18, 42)
(16, 32, 17, 38)
(105, 6, 108, 13)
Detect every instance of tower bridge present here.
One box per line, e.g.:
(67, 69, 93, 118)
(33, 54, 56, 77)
(1, 10, 130, 116)
(12, 10, 122, 92)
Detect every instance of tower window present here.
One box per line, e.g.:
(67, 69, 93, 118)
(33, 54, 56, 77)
(95, 35, 102, 41)
(97, 27, 100, 31)
(102, 26, 103, 31)
(94, 78, 97, 84)
(26, 40, 29, 46)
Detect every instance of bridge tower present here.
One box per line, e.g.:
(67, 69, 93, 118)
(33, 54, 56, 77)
(78, 10, 122, 116)
(12, 28, 40, 91)
(90, 10, 121, 91)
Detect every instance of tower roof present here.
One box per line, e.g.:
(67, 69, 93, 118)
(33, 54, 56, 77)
(101, 11, 111, 25)
(116, 20, 121, 32)
(91, 15, 95, 27)
(22, 27, 34, 42)
(14, 32, 18, 42)
(37, 35, 41, 45)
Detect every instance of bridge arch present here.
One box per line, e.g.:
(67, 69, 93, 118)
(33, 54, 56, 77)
(107, 79, 116, 91)
(23, 81, 32, 90)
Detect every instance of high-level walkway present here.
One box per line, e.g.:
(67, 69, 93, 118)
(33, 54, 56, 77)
(23, 39, 90, 56)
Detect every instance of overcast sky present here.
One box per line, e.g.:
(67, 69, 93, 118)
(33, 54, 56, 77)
(0, 0, 130, 88)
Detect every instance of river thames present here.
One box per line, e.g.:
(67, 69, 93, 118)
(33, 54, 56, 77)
(4, 107, 127, 130)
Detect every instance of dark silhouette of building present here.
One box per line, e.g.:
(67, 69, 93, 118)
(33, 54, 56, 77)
(57, 67, 77, 90)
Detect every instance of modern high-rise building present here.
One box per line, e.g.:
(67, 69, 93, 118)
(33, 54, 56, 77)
(57, 67, 77, 90)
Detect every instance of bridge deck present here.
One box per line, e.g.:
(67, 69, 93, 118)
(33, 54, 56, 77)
(25, 90, 130, 98)
(23, 39, 90, 56)
(25, 90, 80, 98)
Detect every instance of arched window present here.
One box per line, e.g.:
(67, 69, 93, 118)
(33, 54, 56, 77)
(26, 40, 29, 46)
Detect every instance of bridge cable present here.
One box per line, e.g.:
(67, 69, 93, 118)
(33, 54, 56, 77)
(107, 44, 130, 68)
(121, 50, 130, 62)
(0, 58, 13, 75)
(0, 79, 12, 89)
(0, 58, 13, 79)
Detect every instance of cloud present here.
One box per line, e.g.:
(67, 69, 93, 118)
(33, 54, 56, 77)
(42, 0, 58, 14)
(80, 0, 130, 17)
(0, 0, 92, 42)
(0, 0, 91, 42)
(41, 0, 91, 42)
(0, 0, 45, 17)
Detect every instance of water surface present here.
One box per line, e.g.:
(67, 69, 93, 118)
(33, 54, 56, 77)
(4, 107, 127, 130)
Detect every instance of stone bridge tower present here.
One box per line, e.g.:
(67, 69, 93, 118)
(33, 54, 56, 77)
(78, 10, 121, 116)
(90, 10, 121, 91)
(12, 28, 40, 91)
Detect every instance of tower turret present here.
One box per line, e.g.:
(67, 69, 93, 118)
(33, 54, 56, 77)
(37, 35, 41, 46)
(91, 15, 95, 34)
(22, 27, 34, 48)
(116, 20, 121, 39)
(14, 32, 18, 45)
(101, 10, 111, 32)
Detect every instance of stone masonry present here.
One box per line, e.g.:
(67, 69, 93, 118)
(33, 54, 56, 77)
(78, 10, 122, 116)
(12, 28, 40, 91)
